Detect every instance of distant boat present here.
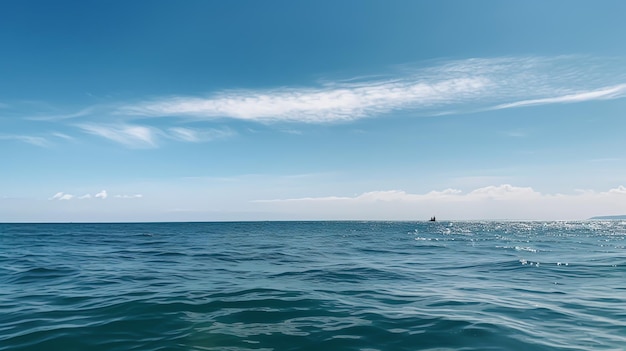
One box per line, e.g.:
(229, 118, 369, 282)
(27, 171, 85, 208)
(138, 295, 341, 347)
(429, 216, 436, 222)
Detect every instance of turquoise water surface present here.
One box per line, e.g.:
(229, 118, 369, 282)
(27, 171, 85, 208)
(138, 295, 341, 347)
(1, 221, 625, 350)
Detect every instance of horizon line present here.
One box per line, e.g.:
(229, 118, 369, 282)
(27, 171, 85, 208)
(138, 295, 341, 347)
(1, 217, 623, 225)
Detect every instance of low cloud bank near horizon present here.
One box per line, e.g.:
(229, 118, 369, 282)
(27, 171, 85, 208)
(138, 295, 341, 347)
(3, 184, 624, 222)
(253, 184, 626, 220)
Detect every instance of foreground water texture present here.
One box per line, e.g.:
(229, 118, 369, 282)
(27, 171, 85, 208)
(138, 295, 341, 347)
(1, 221, 625, 350)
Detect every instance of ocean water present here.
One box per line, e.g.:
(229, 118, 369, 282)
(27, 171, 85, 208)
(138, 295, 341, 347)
(1, 221, 625, 351)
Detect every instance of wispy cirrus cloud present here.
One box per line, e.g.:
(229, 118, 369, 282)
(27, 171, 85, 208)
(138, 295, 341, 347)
(117, 56, 626, 123)
(6, 56, 626, 150)
(492, 83, 626, 110)
(77, 123, 158, 148)
(0, 135, 49, 147)
(168, 127, 235, 142)
(75, 123, 235, 147)
(51, 132, 75, 141)
(120, 76, 490, 123)
(26, 107, 96, 121)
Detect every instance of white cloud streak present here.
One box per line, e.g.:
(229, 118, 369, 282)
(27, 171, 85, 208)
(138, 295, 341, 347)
(117, 56, 626, 123)
(168, 127, 235, 142)
(26, 107, 95, 121)
(77, 124, 157, 148)
(8, 56, 626, 149)
(74, 123, 235, 147)
(121, 77, 490, 123)
(52, 132, 75, 141)
(49, 190, 142, 201)
(492, 84, 626, 110)
(0, 135, 49, 147)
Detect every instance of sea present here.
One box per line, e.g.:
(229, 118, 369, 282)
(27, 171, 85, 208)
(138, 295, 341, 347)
(1, 221, 625, 351)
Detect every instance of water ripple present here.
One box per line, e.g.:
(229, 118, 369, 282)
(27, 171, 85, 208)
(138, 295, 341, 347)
(1, 221, 625, 350)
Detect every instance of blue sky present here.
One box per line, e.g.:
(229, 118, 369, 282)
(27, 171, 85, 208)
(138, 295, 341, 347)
(2, 0, 626, 221)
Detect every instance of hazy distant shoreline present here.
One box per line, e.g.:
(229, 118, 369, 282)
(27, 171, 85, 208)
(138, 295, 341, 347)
(589, 215, 626, 220)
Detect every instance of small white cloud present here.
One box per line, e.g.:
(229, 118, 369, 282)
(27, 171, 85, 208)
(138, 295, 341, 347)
(95, 190, 108, 199)
(50, 192, 65, 200)
(606, 185, 626, 195)
(49, 192, 74, 201)
(78, 194, 92, 199)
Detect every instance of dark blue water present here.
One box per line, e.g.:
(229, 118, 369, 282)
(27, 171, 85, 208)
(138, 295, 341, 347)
(1, 221, 625, 350)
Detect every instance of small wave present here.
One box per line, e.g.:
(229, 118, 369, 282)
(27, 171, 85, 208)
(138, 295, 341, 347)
(2, 221, 625, 351)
